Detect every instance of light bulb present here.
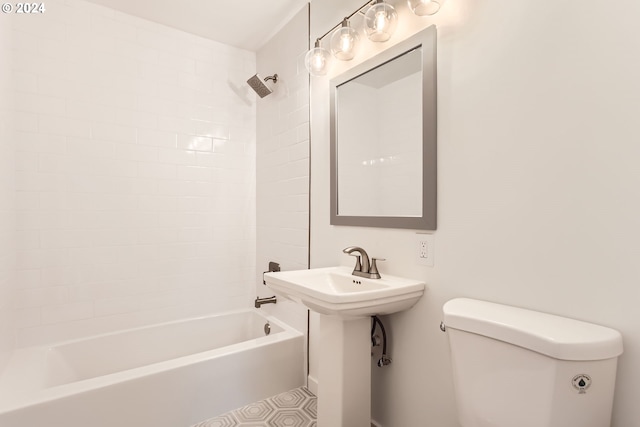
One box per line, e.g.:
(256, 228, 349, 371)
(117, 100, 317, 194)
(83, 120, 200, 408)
(407, 0, 446, 16)
(375, 11, 387, 32)
(340, 34, 353, 52)
(364, 0, 398, 43)
(304, 39, 331, 76)
(330, 18, 359, 61)
(312, 52, 325, 70)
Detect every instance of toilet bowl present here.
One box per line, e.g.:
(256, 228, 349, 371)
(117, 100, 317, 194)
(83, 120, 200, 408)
(443, 298, 623, 427)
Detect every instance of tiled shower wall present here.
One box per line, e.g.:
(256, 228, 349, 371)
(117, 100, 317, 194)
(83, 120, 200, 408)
(255, 5, 309, 332)
(0, 15, 16, 369)
(8, 0, 256, 347)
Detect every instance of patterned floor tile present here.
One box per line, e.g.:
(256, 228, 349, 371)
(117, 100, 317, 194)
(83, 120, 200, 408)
(268, 409, 312, 427)
(301, 397, 317, 420)
(235, 400, 276, 422)
(191, 387, 317, 427)
(191, 412, 240, 427)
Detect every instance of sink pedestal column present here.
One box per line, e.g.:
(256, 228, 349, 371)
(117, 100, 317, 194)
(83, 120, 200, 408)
(317, 314, 371, 427)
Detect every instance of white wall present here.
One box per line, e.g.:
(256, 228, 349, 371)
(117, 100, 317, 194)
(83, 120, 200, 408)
(377, 72, 422, 216)
(335, 82, 379, 216)
(255, 5, 310, 333)
(310, 1, 640, 426)
(8, 0, 256, 347)
(0, 13, 16, 371)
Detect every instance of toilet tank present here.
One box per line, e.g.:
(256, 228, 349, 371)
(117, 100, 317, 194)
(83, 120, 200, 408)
(443, 298, 623, 427)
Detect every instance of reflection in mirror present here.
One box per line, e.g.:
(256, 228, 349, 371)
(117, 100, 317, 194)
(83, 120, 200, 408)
(336, 47, 422, 217)
(330, 25, 437, 230)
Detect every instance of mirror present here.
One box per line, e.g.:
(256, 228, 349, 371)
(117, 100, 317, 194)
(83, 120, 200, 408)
(330, 26, 437, 230)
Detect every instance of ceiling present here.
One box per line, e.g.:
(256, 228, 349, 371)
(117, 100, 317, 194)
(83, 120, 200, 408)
(84, 0, 309, 51)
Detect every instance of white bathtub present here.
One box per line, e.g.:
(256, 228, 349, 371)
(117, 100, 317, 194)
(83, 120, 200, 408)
(0, 309, 305, 427)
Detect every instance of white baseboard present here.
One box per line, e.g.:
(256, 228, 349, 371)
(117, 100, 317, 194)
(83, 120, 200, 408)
(307, 374, 318, 395)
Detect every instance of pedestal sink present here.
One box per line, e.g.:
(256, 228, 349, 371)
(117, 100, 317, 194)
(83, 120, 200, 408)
(263, 266, 425, 427)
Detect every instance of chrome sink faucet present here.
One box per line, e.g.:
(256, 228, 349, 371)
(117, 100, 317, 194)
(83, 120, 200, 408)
(343, 246, 384, 279)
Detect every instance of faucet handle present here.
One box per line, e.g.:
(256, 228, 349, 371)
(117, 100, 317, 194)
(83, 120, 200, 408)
(370, 258, 385, 278)
(347, 254, 362, 272)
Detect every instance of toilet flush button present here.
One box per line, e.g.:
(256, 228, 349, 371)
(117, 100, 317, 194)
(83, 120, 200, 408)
(572, 374, 592, 394)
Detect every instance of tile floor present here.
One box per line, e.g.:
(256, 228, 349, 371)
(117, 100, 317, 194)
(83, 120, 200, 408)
(191, 387, 317, 427)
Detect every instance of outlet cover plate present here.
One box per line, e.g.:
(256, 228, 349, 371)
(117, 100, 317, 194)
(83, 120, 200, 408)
(416, 233, 434, 267)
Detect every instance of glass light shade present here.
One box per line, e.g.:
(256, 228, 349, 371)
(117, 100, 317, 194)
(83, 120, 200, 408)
(330, 20, 359, 61)
(304, 41, 331, 76)
(364, 0, 398, 42)
(407, 0, 446, 16)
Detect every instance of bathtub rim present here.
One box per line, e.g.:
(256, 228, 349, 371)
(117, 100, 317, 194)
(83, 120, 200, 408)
(0, 308, 303, 414)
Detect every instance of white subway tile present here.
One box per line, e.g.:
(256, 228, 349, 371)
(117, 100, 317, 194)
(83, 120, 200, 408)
(91, 86, 137, 110)
(137, 162, 176, 180)
(137, 28, 178, 52)
(67, 101, 118, 123)
(138, 195, 178, 212)
(92, 14, 137, 41)
(15, 92, 65, 115)
(14, 307, 42, 329)
(177, 135, 213, 152)
(15, 171, 66, 192)
(16, 230, 40, 250)
(95, 296, 140, 317)
(16, 192, 40, 210)
(192, 120, 229, 139)
(14, 286, 68, 309)
(40, 266, 77, 287)
(12, 30, 39, 53)
(15, 269, 41, 288)
(14, 151, 38, 172)
(42, 301, 93, 325)
(39, 115, 92, 138)
(158, 51, 196, 74)
(91, 122, 136, 143)
(115, 39, 159, 64)
(40, 229, 92, 249)
(137, 128, 177, 148)
(114, 109, 158, 129)
(66, 137, 115, 158)
(158, 148, 196, 165)
(156, 115, 194, 135)
(13, 111, 39, 133)
(38, 37, 68, 61)
(130, 178, 159, 195)
(9, 0, 259, 345)
(177, 165, 212, 182)
(67, 246, 122, 266)
(12, 70, 38, 93)
(15, 132, 67, 154)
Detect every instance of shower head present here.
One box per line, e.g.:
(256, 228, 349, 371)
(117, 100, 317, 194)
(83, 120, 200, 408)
(247, 73, 278, 98)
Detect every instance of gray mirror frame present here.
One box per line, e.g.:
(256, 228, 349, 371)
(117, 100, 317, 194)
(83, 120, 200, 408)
(330, 25, 437, 230)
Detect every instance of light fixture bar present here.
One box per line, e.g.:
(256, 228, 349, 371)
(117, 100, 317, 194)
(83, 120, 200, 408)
(304, 0, 444, 76)
(313, 0, 376, 43)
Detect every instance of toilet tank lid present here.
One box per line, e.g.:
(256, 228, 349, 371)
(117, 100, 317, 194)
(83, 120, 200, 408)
(443, 298, 623, 361)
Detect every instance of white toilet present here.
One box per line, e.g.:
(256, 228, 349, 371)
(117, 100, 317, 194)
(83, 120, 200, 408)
(442, 298, 623, 427)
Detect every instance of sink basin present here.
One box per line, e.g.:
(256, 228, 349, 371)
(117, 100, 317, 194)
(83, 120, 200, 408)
(263, 266, 425, 317)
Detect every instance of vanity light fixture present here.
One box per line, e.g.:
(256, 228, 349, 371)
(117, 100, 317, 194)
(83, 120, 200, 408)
(364, 0, 398, 42)
(330, 18, 360, 61)
(407, 0, 446, 16)
(304, 39, 332, 76)
(304, 0, 445, 76)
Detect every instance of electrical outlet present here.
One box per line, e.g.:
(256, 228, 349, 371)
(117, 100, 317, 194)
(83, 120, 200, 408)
(416, 233, 434, 267)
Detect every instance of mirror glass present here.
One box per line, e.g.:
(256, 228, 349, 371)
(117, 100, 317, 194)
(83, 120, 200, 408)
(330, 26, 437, 230)
(336, 48, 422, 217)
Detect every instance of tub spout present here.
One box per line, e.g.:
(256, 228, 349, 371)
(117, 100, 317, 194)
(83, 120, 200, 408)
(255, 296, 277, 308)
